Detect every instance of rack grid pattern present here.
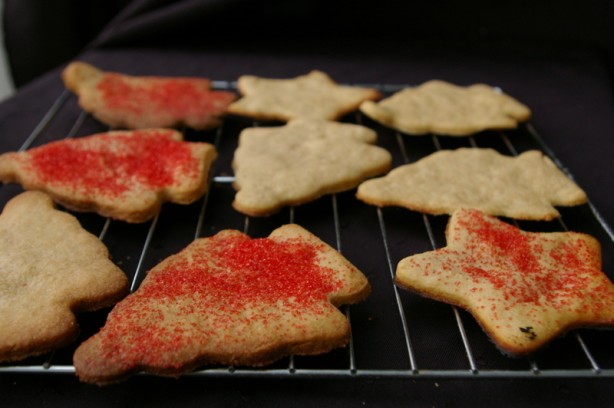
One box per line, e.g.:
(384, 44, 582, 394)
(1, 82, 613, 379)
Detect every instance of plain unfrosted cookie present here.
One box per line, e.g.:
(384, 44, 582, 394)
(232, 119, 392, 216)
(356, 148, 586, 220)
(62, 61, 236, 129)
(227, 70, 381, 121)
(73, 224, 370, 385)
(0, 129, 217, 223)
(360, 80, 531, 136)
(396, 208, 614, 356)
(0, 191, 128, 363)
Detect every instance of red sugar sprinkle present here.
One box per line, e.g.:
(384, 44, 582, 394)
(97, 74, 235, 117)
(143, 234, 342, 305)
(454, 210, 613, 310)
(458, 212, 539, 272)
(27, 130, 199, 196)
(96, 233, 344, 366)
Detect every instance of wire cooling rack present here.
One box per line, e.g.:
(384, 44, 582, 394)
(0, 82, 613, 379)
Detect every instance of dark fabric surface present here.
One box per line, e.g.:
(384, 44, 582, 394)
(2, 0, 130, 87)
(5, 0, 614, 89)
(1, 1, 613, 407)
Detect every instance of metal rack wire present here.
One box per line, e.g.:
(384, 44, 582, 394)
(1, 81, 613, 379)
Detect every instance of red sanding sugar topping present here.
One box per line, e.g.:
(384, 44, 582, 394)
(97, 74, 235, 117)
(453, 210, 613, 309)
(143, 234, 342, 306)
(95, 233, 345, 366)
(28, 130, 199, 196)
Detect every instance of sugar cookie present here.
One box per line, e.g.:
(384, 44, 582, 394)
(62, 61, 236, 129)
(74, 224, 370, 385)
(0, 129, 217, 222)
(360, 80, 531, 136)
(233, 119, 391, 216)
(0, 191, 128, 362)
(357, 148, 586, 220)
(228, 70, 380, 121)
(396, 208, 614, 356)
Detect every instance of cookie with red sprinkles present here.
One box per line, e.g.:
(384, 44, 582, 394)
(62, 61, 236, 130)
(73, 224, 370, 385)
(0, 128, 217, 223)
(0, 191, 128, 363)
(395, 208, 614, 356)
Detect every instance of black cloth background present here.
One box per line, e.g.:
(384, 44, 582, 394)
(3, 0, 130, 87)
(1, 1, 614, 407)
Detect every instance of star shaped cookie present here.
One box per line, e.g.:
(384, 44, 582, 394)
(0, 129, 217, 223)
(73, 224, 371, 385)
(227, 70, 381, 121)
(360, 80, 531, 136)
(356, 148, 586, 220)
(232, 119, 392, 216)
(62, 61, 236, 129)
(0, 191, 128, 362)
(396, 208, 614, 356)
